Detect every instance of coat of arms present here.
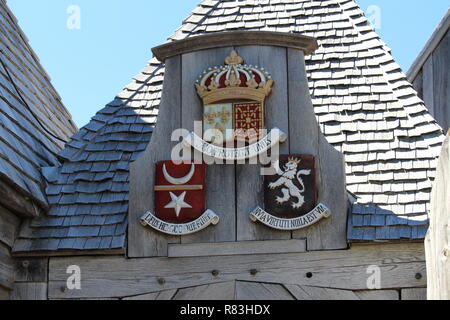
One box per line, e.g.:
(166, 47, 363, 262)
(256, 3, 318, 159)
(195, 49, 272, 144)
(250, 155, 331, 230)
(140, 161, 219, 235)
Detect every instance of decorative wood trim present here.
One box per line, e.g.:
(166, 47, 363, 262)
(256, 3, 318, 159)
(152, 31, 319, 62)
(167, 239, 307, 258)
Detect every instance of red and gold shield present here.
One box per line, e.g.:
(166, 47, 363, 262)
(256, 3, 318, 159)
(233, 101, 264, 142)
(155, 161, 206, 224)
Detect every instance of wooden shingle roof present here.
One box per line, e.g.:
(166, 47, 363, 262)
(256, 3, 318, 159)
(0, 0, 77, 215)
(14, 0, 445, 255)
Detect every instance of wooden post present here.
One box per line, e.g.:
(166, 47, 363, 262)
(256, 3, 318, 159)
(426, 130, 450, 300)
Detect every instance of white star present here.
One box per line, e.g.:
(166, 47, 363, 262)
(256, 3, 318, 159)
(164, 192, 192, 217)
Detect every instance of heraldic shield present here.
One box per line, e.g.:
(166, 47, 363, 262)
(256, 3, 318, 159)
(251, 154, 330, 231)
(264, 155, 317, 218)
(154, 161, 206, 224)
(141, 161, 219, 236)
(196, 49, 272, 144)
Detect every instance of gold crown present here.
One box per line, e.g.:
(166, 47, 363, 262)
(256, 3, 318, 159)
(195, 50, 274, 105)
(288, 157, 301, 165)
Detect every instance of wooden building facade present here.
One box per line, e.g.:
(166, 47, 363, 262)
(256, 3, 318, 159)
(408, 9, 450, 132)
(1, 0, 448, 300)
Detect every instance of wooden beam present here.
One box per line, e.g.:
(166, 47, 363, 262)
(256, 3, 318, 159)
(401, 288, 427, 300)
(286, 285, 399, 300)
(426, 132, 450, 300)
(10, 283, 47, 300)
(152, 31, 319, 62)
(0, 205, 20, 248)
(0, 286, 10, 300)
(174, 282, 236, 300)
(168, 239, 306, 258)
(48, 243, 426, 299)
(123, 289, 178, 301)
(0, 178, 41, 217)
(0, 242, 14, 289)
(235, 282, 294, 300)
(14, 258, 48, 282)
(12, 248, 124, 258)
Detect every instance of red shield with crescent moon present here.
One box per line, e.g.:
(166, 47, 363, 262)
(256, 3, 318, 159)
(154, 161, 206, 224)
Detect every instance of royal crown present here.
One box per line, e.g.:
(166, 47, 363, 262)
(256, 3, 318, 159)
(195, 50, 274, 105)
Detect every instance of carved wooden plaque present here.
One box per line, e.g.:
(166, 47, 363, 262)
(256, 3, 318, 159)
(264, 154, 317, 218)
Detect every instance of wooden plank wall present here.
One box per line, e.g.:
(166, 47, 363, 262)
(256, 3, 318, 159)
(9, 257, 49, 300)
(0, 204, 48, 300)
(426, 132, 450, 300)
(0, 204, 19, 300)
(411, 29, 450, 131)
(48, 243, 426, 300)
(129, 45, 348, 258)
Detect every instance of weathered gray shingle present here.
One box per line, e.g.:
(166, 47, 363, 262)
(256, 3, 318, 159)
(0, 0, 77, 214)
(14, 0, 445, 254)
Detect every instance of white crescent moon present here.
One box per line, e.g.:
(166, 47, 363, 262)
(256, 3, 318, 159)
(163, 163, 196, 185)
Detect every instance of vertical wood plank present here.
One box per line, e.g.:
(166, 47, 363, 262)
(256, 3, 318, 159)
(287, 48, 320, 245)
(433, 31, 450, 131)
(422, 56, 434, 117)
(426, 132, 450, 300)
(15, 258, 48, 282)
(411, 70, 423, 100)
(287, 49, 320, 155)
(180, 47, 236, 244)
(0, 205, 20, 248)
(287, 49, 348, 250)
(236, 46, 291, 241)
(0, 242, 14, 290)
(301, 135, 348, 250)
(128, 56, 182, 258)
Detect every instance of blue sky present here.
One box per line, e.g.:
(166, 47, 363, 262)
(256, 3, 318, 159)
(8, 0, 450, 128)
